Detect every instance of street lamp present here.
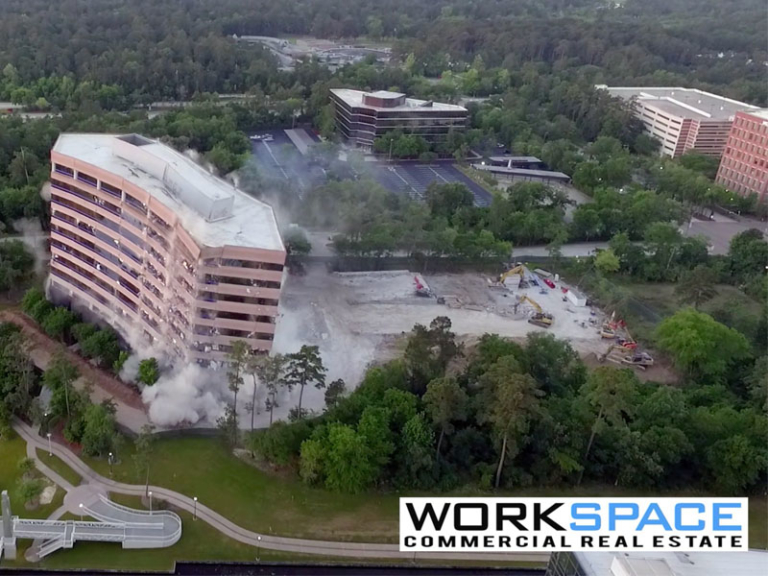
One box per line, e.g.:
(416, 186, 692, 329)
(257, 535, 262, 561)
(193, 497, 198, 521)
(46, 433, 52, 456)
(148, 491, 153, 514)
(78, 503, 83, 521)
(108, 452, 113, 477)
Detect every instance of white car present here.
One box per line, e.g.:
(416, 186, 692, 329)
(249, 134, 274, 142)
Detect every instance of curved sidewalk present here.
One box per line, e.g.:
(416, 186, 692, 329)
(15, 420, 549, 563)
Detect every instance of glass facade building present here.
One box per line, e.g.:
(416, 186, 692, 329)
(330, 89, 468, 148)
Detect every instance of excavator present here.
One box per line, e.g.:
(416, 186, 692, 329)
(622, 351, 654, 369)
(517, 295, 554, 328)
(599, 344, 654, 370)
(497, 264, 529, 289)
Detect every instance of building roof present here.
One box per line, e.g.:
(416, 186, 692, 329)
(53, 134, 284, 252)
(367, 90, 406, 100)
(744, 109, 768, 121)
(473, 163, 570, 180)
(330, 88, 467, 113)
(574, 551, 768, 576)
(489, 155, 542, 164)
(597, 86, 759, 121)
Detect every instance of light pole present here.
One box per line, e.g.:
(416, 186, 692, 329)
(108, 452, 113, 477)
(193, 497, 198, 521)
(78, 503, 83, 521)
(46, 433, 52, 456)
(148, 491, 153, 514)
(256, 535, 262, 561)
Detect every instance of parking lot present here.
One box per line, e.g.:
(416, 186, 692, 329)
(248, 129, 492, 207)
(373, 162, 492, 206)
(249, 129, 325, 191)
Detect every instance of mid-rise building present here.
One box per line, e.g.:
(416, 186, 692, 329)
(715, 109, 768, 202)
(598, 86, 759, 158)
(49, 133, 286, 364)
(329, 89, 467, 149)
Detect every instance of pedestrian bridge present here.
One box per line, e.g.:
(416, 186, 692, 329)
(1, 491, 182, 560)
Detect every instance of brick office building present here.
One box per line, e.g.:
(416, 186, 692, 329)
(49, 133, 286, 364)
(715, 110, 768, 203)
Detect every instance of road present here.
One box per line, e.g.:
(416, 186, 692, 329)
(14, 420, 549, 564)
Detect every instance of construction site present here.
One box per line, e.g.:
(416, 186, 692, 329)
(273, 263, 669, 405)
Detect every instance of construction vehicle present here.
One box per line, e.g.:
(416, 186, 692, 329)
(599, 323, 616, 339)
(600, 344, 654, 370)
(498, 265, 529, 289)
(414, 276, 432, 297)
(622, 351, 654, 369)
(518, 295, 554, 328)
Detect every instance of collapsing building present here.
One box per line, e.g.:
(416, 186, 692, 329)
(49, 133, 286, 364)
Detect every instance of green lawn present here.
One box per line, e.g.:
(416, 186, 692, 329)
(83, 437, 401, 542)
(38, 495, 543, 571)
(0, 437, 65, 521)
(36, 448, 82, 487)
(79, 436, 768, 549)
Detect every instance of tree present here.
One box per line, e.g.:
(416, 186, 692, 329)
(224, 341, 249, 442)
(285, 345, 326, 418)
(324, 379, 346, 411)
(525, 333, 586, 395)
(656, 309, 751, 382)
(404, 317, 460, 393)
(80, 403, 117, 457)
(137, 358, 160, 386)
(422, 377, 468, 458)
(323, 423, 376, 493)
(18, 478, 44, 509)
(113, 350, 129, 375)
(728, 229, 768, 284)
(399, 414, 436, 489)
(578, 367, 639, 484)
(18, 456, 36, 478)
(675, 265, 718, 309)
(247, 353, 285, 430)
(594, 248, 620, 274)
(488, 374, 542, 488)
(133, 424, 155, 497)
(425, 183, 474, 219)
(43, 353, 78, 420)
(283, 228, 312, 257)
(79, 329, 121, 368)
(706, 435, 767, 493)
(21, 287, 45, 316)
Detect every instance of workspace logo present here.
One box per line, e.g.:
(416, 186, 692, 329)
(399, 497, 748, 552)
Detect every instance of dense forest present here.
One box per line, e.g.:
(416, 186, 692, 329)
(248, 308, 766, 495)
(0, 0, 765, 104)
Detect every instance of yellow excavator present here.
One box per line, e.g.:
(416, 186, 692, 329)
(498, 265, 529, 288)
(518, 295, 554, 328)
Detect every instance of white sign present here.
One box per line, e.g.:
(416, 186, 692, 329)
(399, 497, 748, 552)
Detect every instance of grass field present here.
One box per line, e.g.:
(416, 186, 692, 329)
(36, 448, 82, 486)
(0, 437, 65, 521)
(77, 436, 768, 549)
(2, 435, 765, 571)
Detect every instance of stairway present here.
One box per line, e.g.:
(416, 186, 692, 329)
(36, 536, 65, 559)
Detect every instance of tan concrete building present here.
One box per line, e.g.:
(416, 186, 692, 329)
(598, 86, 759, 158)
(49, 134, 285, 364)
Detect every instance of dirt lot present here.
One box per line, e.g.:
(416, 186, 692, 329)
(273, 265, 635, 403)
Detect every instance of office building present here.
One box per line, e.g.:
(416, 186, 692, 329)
(329, 89, 467, 148)
(715, 109, 768, 202)
(598, 86, 759, 158)
(546, 550, 768, 576)
(49, 134, 285, 364)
